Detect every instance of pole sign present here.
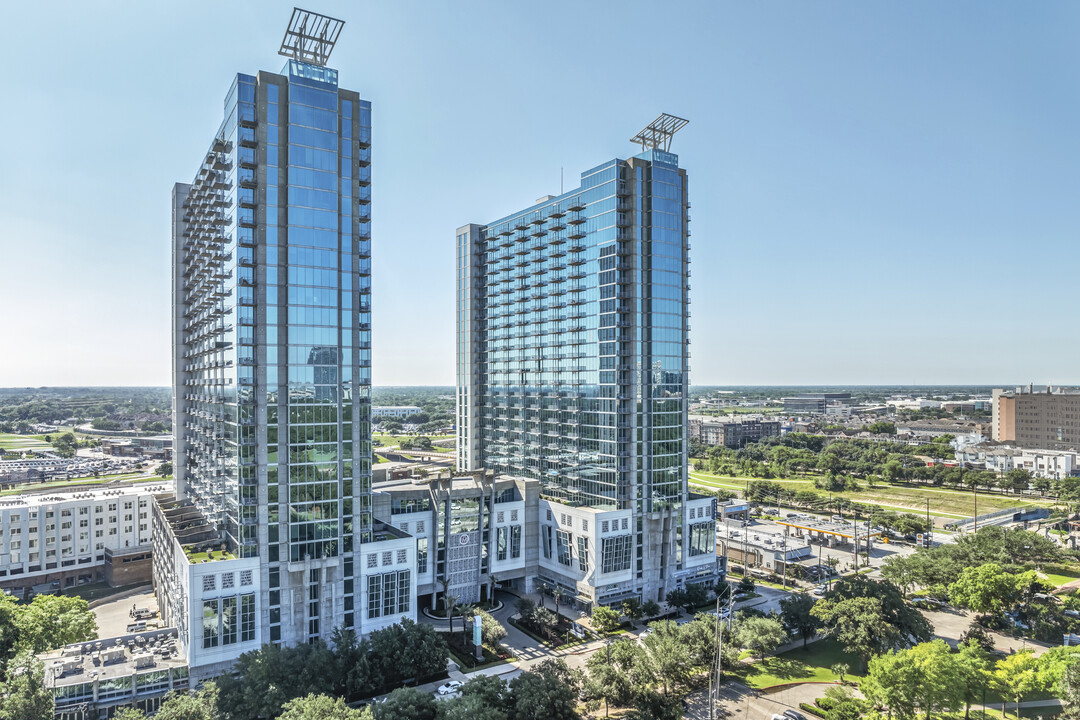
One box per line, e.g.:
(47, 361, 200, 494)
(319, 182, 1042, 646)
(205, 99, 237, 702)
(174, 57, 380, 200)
(472, 613, 483, 646)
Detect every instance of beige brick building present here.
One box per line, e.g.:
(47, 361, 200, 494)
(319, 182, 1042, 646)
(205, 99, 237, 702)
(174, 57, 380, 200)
(993, 386, 1080, 449)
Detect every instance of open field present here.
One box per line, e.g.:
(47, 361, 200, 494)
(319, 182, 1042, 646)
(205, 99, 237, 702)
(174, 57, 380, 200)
(373, 434, 454, 454)
(689, 469, 1053, 518)
(0, 433, 52, 451)
(0, 473, 162, 496)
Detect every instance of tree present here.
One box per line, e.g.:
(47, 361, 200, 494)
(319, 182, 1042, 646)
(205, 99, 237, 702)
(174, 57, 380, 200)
(508, 659, 581, 720)
(585, 644, 634, 716)
(438, 695, 508, 720)
(827, 663, 849, 689)
(862, 640, 963, 720)
(640, 621, 692, 696)
(734, 616, 785, 661)
(49, 433, 78, 459)
(958, 623, 996, 653)
(988, 650, 1044, 719)
(640, 600, 661, 619)
(621, 598, 644, 623)
(811, 577, 932, 667)
(591, 606, 621, 634)
(459, 674, 511, 710)
(155, 683, 220, 720)
(779, 594, 822, 649)
(156, 461, 173, 477)
(217, 641, 337, 719)
(948, 563, 1021, 616)
(372, 688, 437, 720)
(530, 606, 557, 641)
(626, 689, 681, 720)
(15, 594, 97, 654)
(956, 639, 993, 720)
(0, 653, 52, 720)
(476, 609, 507, 647)
(514, 596, 535, 620)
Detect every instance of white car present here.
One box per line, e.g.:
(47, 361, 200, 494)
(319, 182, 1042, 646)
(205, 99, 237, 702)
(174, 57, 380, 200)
(437, 681, 463, 696)
(812, 585, 827, 596)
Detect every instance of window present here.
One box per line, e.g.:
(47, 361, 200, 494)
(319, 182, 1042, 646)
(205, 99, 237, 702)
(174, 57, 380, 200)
(202, 600, 219, 648)
(496, 511, 504, 524)
(417, 537, 428, 574)
(221, 596, 238, 645)
(222, 573, 235, 590)
(381, 551, 392, 566)
(396, 549, 407, 564)
(621, 518, 628, 531)
(510, 525, 521, 559)
(202, 575, 216, 592)
(556, 530, 572, 567)
(510, 510, 518, 522)
(688, 522, 714, 557)
(416, 520, 425, 533)
(367, 553, 377, 568)
(241, 593, 256, 642)
(496, 526, 507, 561)
(367, 570, 410, 619)
(601, 535, 633, 574)
(542, 525, 552, 559)
(577, 536, 589, 572)
(602, 521, 609, 533)
(582, 519, 588, 532)
(561, 513, 571, 526)
(241, 570, 253, 586)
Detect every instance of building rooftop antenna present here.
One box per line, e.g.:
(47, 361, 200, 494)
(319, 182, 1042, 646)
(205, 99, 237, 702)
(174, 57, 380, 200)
(630, 113, 689, 152)
(278, 8, 345, 67)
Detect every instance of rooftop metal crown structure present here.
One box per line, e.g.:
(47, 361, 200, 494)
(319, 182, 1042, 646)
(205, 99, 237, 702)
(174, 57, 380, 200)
(279, 8, 345, 67)
(630, 113, 689, 152)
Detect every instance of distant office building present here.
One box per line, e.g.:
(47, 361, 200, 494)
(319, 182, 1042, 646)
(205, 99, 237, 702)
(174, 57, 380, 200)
(455, 115, 721, 607)
(782, 393, 851, 415)
(688, 416, 781, 448)
(993, 386, 1080, 449)
(372, 406, 423, 420)
(0, 484, 169, 598)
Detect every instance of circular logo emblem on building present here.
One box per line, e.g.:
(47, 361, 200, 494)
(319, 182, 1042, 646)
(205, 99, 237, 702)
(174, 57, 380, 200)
(458, 534, 470, 546)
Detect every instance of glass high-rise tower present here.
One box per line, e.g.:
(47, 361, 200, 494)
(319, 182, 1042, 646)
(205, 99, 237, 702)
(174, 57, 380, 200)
(163, 13, 414, 676)
(456, 116, 720, 607)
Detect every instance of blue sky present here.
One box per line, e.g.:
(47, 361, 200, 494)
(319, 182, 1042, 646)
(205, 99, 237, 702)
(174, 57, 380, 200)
(1, 1, 1078, 387)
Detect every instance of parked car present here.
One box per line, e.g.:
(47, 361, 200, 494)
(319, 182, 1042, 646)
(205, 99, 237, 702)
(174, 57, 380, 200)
(812, 585, 827, 596)
(437, 681, 463, 696)
(784, 711, 808, 720)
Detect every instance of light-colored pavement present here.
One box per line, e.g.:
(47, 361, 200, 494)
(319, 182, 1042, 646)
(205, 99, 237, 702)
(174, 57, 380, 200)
(91, 589, 158, 637)
(685, 680, 846, 720)
(922, 607, 1054, 656)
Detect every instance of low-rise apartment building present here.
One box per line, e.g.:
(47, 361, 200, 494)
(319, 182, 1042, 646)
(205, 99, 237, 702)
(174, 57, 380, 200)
(0, 483, 169, 597)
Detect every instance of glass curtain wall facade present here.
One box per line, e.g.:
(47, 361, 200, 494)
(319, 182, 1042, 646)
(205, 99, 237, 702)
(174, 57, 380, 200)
(173, 59, 373, 646)
(456, 149, 692, 600)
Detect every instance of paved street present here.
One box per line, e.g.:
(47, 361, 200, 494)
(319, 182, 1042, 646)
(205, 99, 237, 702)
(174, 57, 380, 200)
(684, 680, 842, 720)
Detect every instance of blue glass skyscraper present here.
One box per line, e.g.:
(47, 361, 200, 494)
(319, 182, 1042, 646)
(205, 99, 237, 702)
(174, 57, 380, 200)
(163, 13, 414, 678)
(456, 116, 720, 607)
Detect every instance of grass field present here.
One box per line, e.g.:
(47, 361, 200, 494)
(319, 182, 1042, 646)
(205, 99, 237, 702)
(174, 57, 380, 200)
(1042, 568, 1080, 587)
(0, 473, 161, 497)
(739, 638, 862, 689)
(688, 469, 1050, 519)
(0, 433, 52, 451)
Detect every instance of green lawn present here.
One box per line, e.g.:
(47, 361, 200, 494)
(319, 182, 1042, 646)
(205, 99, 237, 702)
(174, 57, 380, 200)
(688, 469, 1051, 519)
(740, 638, 863, 689)
(1041, 568, 1080, 587)
(0, 433, 52, 451)
(0, 473, 162, 497)
(373, 434, 454, 449)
